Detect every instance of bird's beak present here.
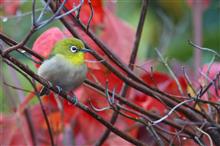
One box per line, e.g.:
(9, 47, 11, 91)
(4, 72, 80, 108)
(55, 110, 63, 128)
(81, 48, 92, 53)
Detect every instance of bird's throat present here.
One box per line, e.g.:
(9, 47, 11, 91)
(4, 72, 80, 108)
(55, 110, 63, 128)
(59, 53, 85, 66)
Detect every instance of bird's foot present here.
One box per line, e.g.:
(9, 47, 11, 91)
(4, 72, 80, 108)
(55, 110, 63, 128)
(67, 91, 78, 105)
(39, 86, 50, 96)
(67, 94, 78, 105)
(56, 85, 62, 94)
(39, 81, 53, 96)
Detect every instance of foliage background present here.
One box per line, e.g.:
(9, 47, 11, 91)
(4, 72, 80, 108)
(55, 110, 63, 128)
(0, 0, 219, 145)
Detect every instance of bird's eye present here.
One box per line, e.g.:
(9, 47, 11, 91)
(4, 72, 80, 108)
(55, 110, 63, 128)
(70, 46, 78, 53)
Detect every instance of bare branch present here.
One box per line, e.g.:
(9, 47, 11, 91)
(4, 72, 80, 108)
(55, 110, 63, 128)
(32, 0, 36, 25)
(2, 27, 36, 56)
(155, 48, 184, 95)
(84, 80, 196, 137)
(36, 0, 52, 23)
(55, 0, 84, 20)
(196, 127, 214, 146)
(152, 99, 194, 125)
(146, 123, 165, 146)
(129, 0, 148, 69)
(89, 98, 111, 112)
(0, 32, 44, 61)
(189, 40, 220, 58)
(86, 0, 94, 32)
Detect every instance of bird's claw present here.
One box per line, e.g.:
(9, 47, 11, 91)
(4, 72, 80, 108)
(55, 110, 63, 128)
(67, 94, 78, 105)
(56, 85, 62, 94)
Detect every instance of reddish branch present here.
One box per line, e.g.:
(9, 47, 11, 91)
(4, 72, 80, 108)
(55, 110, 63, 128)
(84, 80, 196, 137)
(1, 27, 36, 56)
(0, 32, 44, 61)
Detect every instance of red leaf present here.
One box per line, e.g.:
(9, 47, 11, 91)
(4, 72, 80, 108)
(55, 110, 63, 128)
(1, 0, 20, 15)
(100, 9, 135, 65)
(129, 71, 187, 114)
(63, 0, 104, 27)
(201, 62, 220, 79)
(32, 27, 65, 60)
(165, 76, 187, 95)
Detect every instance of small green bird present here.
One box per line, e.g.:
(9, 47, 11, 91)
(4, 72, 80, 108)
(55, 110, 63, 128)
(38, 38, 90, 95)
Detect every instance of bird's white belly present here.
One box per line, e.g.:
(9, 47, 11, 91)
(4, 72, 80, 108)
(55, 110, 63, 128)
(38, 55, 87, 91)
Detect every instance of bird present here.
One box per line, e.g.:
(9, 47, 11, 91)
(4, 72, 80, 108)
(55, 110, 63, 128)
(37, 37, 90, 96)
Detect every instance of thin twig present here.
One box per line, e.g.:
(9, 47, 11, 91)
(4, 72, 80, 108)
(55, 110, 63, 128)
(84, 79, 196, 137)
(76, 5, 81, 19)
(86, 0, 93, 32)
(2, 27, 36, 56)
(36, 0, 68, 29)
(36, 0, 51, 23)
(32, 0, 36, 25)
(55, 0, 84, 19)
(189, 40, 220, 58)
(146, 123, 165, 146)
(33, 80, 55, 146)
(196, 127, 214, 146)
(0, 32, 44, 61)
(155, 48, 184, 95)
(89, 98, 111, 112)
(182, 66, 207, 115)
(3, 81, 32, 92)
(182, 66, 196, 95)
(152, 99, 194, 125)
(24, 109, 37, 146)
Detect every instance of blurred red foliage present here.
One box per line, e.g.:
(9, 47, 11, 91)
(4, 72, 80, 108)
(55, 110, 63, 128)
(62, 0, 104, 27)
(200, 63, 220, 102)
(0, 0, 20, 15)
(1, 0, 219, 145)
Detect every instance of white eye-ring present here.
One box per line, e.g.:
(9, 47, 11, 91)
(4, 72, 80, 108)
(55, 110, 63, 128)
(70, 46, 78, 53)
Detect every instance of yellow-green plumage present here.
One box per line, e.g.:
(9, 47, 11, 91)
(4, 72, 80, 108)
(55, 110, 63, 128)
(38, 38, 89, 92)
(53, 38, 85, 65)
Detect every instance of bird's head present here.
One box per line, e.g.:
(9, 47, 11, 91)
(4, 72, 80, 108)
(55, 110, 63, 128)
(53, 38, 91, 65)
